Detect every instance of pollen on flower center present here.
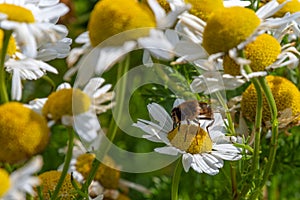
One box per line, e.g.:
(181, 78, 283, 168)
(42, 88, 91, 121)
(0, 29, 17, 56)
(241, 75, 300, 122)
(203, 6, 260, 54)
(88, 0, 156, 47)
(185, 0, 224, 21)
(0, 4, 35, 23)
(223, 34, 281, 75)
(0, 102, 49, 164)
(273, 0, 300, 17)
(75, 153, 120, 189)
(38, 171, 80, 200)
(156, 0, 171, 12)
(167, 124, 212, 154)
(0, 169, 10, 197)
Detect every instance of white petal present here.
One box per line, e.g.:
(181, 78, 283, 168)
(182, 153, 193, 172)
(193, 154, 219, 175)
(154, 146, 180, 156)
(211, 151, 242, 161)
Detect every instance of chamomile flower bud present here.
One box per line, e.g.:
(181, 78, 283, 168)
(0, 169, 10, 197)
(168, 124, 212, 154)
(38, 171, 79, 200)
(186, 0, 224, 21)
(241, 75, 300, 122)
(223, 34, 281, 75)
(203, 6, 260, 54)
(88, 0, 155, 47)
(75, 154, 120, 189)
(0, 102, 49, 164)
(273, 0, 300, 17)
(42, 88, 91, 121)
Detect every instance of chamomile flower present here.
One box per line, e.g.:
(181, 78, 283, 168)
(0, 102, 49, 164)
(175, 0, 300, 64)
(38, 170, 80, 200)
(28, 77, 115, 143)
(65, 0, 189, 82)
(133, 100, 242, 175)
(0, 1, 69, 58)
(241, 75, 300, 122)
(0, 156, 43, 200)
(60, 139, 150, 200)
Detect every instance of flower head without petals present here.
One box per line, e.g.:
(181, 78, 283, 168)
(241, 75, 300, 122)
(0, 102, 49, 164)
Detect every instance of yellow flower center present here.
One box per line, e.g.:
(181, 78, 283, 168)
(0, 169, 10, 197)
(0, 4, 35, 23)
(185, 0, 224, 21)
(0, 29, 17, 56)
(157, 0, 171, 13)
(223, 34, 281, 75)
(0, 102, 49, 164)
(75, 153, 120, 189)
(167, 124, 212, 154)
(118, 193, 131, 200)
(241, 75, 300, 122)
(273, 0, 300, 17)
(203, 6, 260, 54)
(42, 88, 91, 121)
(37, 171, 79, 200)
(88, 0, 156, 47)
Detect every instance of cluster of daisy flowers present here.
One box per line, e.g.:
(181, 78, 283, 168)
(1, 0, 300, 199)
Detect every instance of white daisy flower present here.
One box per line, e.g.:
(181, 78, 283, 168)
(0, 1, 69, 58)
(133, 101, 242, 175)
(0, 156, 43, 200)
(5, 51, 58, 100)
(65, 0, 189, 83)
(27, 77, 115, 143)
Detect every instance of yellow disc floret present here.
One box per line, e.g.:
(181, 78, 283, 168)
(37, 171, 79, 200)
(0, 169, 10, 197)
(203, 6, 260, 54)
(273, 0, 300, 17)
(157, 0, 171, 13)
(185, 0, 224, 21)
(241, 75, 300, 122)
(0, 102, 49, 164)
(42, 88, 91, 121)
(223, 34, 281, 75)
(75, 154, 120, 189)
(167, 124, 212, 154)
(0, 4, 35, 23)
(88, 0, 156, 47)
(0, 29, 17, 56)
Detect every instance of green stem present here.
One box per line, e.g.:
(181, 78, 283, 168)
(50, 128, 74, 200)
(231, 163, 238, 200)
(42, 75, 56, 92)
(171, 157, 183, 200)
(215, 91, 235, 135)
(0, 30, 12, 103)
(258, 77, 278, 185)
(78, 55, 131, 198)
(244, 65, 263, 173)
